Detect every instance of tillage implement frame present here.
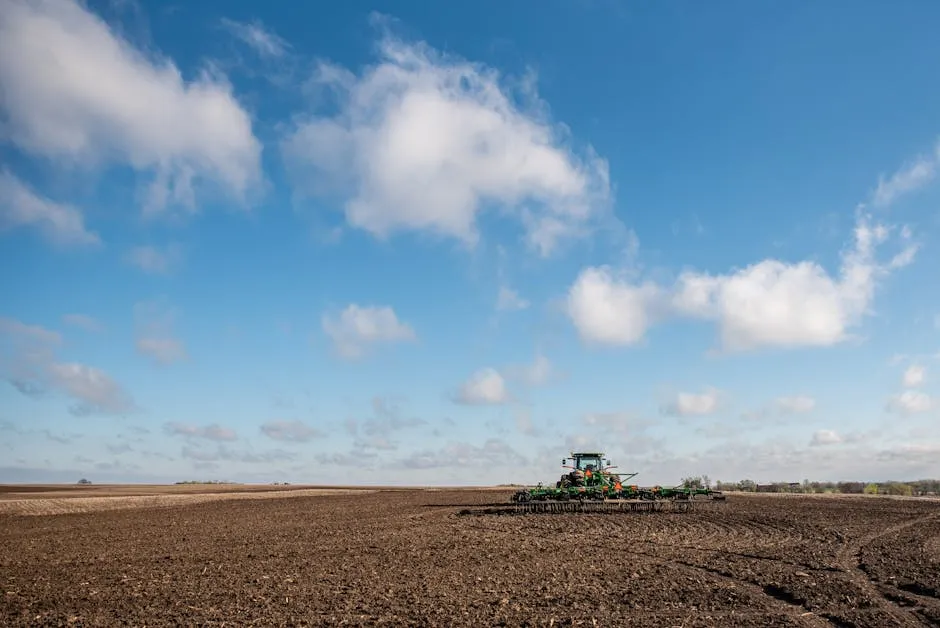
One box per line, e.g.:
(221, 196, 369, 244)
(502, 452, 726, 515)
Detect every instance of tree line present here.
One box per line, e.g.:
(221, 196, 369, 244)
(680, 476, 940, 497)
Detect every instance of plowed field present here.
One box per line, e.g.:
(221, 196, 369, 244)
(2, 489, 939, 626)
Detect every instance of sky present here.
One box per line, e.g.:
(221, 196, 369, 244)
(1, 0, 939, 486)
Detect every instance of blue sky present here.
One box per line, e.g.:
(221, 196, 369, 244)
(1, 0, 939, 485)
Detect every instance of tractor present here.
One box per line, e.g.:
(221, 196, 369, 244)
(507, 451, 725, 514)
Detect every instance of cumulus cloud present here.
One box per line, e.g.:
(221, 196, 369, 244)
(902, 364, 925, 388)
(165, 422, 237, 442)
(125, 244, 183, 275)
(0, 317, 135, 416)
(673, 216, 914, 351)
(453, 367, 509, 405)
(134, 300, 187, 365)
(281, 27, 611, 256)
(260, 419, 321, 443)
(0, 0, 262, 215)
(660, 388, 722, 417)
(220, 18, 289, 58)
(886, 390, 934, 416)
(568, 213, 916, 351)
(322, 304, 416, 359)
(0, 169, 99, 246)
(567, 267, 663, 346)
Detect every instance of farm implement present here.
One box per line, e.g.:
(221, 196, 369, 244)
(485, 452, 725, 515)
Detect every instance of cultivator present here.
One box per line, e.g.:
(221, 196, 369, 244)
(493, 452, 724, 516)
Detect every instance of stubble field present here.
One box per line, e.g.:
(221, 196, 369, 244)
(1, 486, 939, 627)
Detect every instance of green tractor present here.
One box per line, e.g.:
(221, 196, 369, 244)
(509, 451, 725, 513)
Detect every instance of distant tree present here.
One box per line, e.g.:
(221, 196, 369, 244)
(681, 476, 704, 489)
(77, 478, 91, 485)
(837, 481, 865, 494)
(883, 483, 913, 497)
(863, 483, 879, 495)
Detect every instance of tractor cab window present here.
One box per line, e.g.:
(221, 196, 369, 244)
(576, 457, 602, 471)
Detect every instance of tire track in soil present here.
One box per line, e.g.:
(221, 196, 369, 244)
(628, 545, 830, 627)
(835, 511, 940, 627)
(465, 514, 831, 626)
(600, 517, 831, 627)
(457, 515, 825, 626)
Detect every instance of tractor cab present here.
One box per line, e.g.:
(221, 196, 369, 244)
(557, 452, 612, 488)
(568, 452, 607, 472)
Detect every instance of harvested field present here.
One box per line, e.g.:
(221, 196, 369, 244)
(1, 490, 939, 626)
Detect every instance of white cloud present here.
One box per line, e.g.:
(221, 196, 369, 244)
(886, 390, 933, 415)
(260, 420, 321, 443)
(125, 244, 183, 275)
(134, 300, 187, 365)
(47, 362, 134, 415)
(809, 429, 842, 446)
(0, 0, 262, 214)
(871, 141, 939, 208)
(0, 169, 99, 245)
(496, 286, 529, 311)
(220, 18, 288, 58)
(774, 395, 816, 414)
(453, 367, 508, 405)
(902, 364, 925, 388)
(567, 266, 663, 345)
(673, 215, 912, 351)
(568, 213, 916, 351)
(660, 388, 722, 417)
(281, 29, 611, 256)
(165, 422, 237, 442)
(0, 317, 134, 416)
(322, 304, 416, 359)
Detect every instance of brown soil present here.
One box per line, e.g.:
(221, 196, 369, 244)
(1, 490, 938, 626)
